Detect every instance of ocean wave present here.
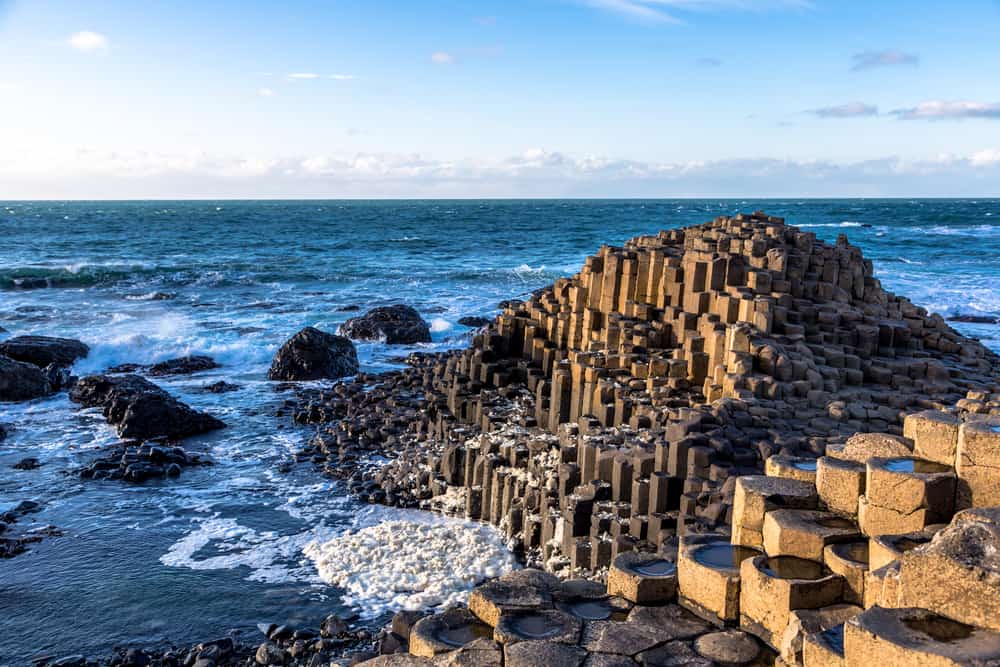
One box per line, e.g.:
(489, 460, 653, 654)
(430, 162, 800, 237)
(429, 317, 452, 333)
(797, 221, 865, 228)
(0, 264, 151, 290)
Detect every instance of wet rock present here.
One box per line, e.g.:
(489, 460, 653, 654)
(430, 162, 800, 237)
(947, 314, 1000, 324)
(255, 642, 288, 665)
(341, 305, 431, 344)
(69, 374, 225, 440)
(0, 335, 89, 368)
(13, 457, 40, 470)
(504, 640, 586, 667)
(321, 614, 351, 638)
(202, 381, 240, 394)
(147, 355, 219, 376)
(268, 327, 359, 381)
(458, 316, 491, 328)
(0, 355, 53, 401)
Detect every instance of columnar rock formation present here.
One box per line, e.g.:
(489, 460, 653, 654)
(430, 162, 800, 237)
(293, 211, 999, 579)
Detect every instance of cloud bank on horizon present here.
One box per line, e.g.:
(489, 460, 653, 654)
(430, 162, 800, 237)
(0, 0, 999, 198)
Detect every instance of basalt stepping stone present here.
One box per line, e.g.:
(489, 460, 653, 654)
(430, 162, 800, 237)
(955, 418, 1000, 509)
(816, 457, 864, 517)
(556, 595, 632, 622)
(626, 604, 712, 640)
(503, 639, 587, 667)
(693, 629, 761, 666)
(580, 620, 673, 657)
(903, 410, 961, 466)
(493, 609, 582, 645)
(607, 551, 678, 604)
(355, 655, 434, 666)
(635, 640, 712, 666)
(777, 604, 861, 665)
(801, 623, 846, 667)
(732, 476, 818, 549)
(581, 654, 637, 667)
(897, 507, 1000, 632)
(867, 527, 939, 571)
(844, 607, 1000, 667)
(863, 562, 900, 609)
(766, 455, 818, 484)
(823, 542, 868, 605)
(739, 555, 844, 648)
(435, 637, 502, 666)
(409, 609, 492, 657)
(828, 433, 912, 464)
(763, 510, 861, 562)
(469, 576, 554, 627)
(677, 534, 762, 626)
(859, 457, 955, 537)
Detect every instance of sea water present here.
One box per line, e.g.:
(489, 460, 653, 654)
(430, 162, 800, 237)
(1, 199, 998, 659)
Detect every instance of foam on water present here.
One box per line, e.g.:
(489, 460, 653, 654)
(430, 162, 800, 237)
(304, 518, 517, 616)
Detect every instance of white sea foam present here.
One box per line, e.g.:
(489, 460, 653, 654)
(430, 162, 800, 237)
(798, 221, 864, 228)
(429, 317, 452, 333)
(304, 518, 516, 616)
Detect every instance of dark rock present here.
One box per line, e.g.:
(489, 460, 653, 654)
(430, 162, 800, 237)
(0, 355, 53, 401)
(13, 457, 40, 470)
(43, 363, 75, 392)
(390, 610, 426, 639)
(457, 316, 492, 328)
(321, 614, 350, 638)
(341, 305, 431, 344)
(255, 642, 287, 666)
(70, 374, 224, 440)
(148, 356, 219, 376)
(947, 314, 1000, 324)
(46, 655, 87, 667)
(505, 640, 587, 667)
(13, 500, 40, 514)
(202, 381, 240, 394)
(0, 335, 89, 368)
(268, 327, 359, 381)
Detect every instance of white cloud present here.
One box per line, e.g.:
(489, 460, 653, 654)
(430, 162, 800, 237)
(578, 0, 811, 23)
(287, 72, 320, 80)
(971, 149, 1000, 166)
(67, 31, 108, 51)
(809, 102, 878, 118)
(257, 88, 275, 97)
(891, 101, 1000, 121)
(850, 50, 919, 71)
(431, 51, 454, 64)
(330, 74, 356, 80)
(4, 146, 1000, 199)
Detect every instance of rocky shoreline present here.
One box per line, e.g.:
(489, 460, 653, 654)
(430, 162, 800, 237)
(4, 211, 1000, 666)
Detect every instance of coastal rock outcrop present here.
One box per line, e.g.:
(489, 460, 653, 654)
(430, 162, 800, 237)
(70, 374, 225, 440)
(0, 355, 53, 401)
(341, 305, 432, 344)
(147, 355, 219, 376)
(286, 211, 1000, 579)
(268, 327, 359, 381)
(0, 335, 89, 368)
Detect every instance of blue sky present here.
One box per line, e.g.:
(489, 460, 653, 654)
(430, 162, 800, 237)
(1, 0, 999, 198)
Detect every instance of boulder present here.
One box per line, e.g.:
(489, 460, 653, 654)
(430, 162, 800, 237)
(341, 305, 431, 344)
(147, 355, 219, 376)
(458, 316, 492, 328)
(69, 374, 225, 440)
(0, 356, 53, 401)
(0, 335, 89, 368)
(268, 327, 359, 381)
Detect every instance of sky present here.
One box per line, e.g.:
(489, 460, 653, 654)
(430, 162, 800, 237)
(1, 0, 999, 198)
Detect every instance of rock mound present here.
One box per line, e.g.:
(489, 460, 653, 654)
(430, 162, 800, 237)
(0, 356, 53, 401)
(147, 355, 219, 376)
(70, 374, 225, 440)
(268, 327, 359, 381)
(341, 305, 431, 344)
(0, 335, 89, 368)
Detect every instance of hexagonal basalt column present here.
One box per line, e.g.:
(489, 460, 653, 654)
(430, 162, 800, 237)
(409, 608, 493, 657)
(606, 551, 678, 604)
(845, 607, 1000, 667)
(739, 555, 844, 648)
(955, 418, 1000, 509)
(762, 510, 861, 562)
(816, 456, 865, 517)
(867, 527, 939, 571)
(823, 542, 868, 606)
(732, 476, 818, 549)
(859, 457, 955, 537)
(678, 534, 762, 626)
(493, 609, 582, 646)
(468, 569, 557, 627)
(802, 623, 847, 667)
(903, 410, 960, 466)
(766, 455, 819, 484)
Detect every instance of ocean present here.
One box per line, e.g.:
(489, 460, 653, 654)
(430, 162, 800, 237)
(2, 199, 999, 661)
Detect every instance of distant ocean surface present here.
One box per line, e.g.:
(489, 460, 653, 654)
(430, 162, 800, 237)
(2, 199, 999, 661)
